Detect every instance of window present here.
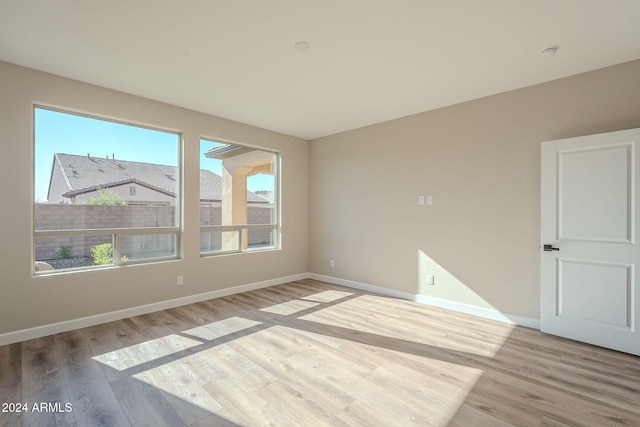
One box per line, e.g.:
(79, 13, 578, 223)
(34, 107, 181, 273)
(200, 139, 279, 255)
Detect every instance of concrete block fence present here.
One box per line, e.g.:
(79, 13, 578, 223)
(35, 204, 274, 260)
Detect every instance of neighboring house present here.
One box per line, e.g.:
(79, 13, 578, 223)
(47, 153, 269, 206)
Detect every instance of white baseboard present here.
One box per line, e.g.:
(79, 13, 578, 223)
(0, 272, 539, 346)
(413, 295, 540, 329)
(0, 273, 308, 346)
(309, 273, 540, 330)
(307, 273, 416, 300)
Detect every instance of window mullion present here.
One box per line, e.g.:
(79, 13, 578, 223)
(113, 234, 121, 266)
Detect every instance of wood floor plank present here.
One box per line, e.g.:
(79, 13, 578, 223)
(201, 344, 276, 391)
(110, 376, 186, 427)
(464, 368, 640, 426)
(336, 399, 405, 427)
(0, 386, 22, 427)
(21, 336, 76, 427)
(1, 279, 639, 426)
(54, 330, 130, 427)
(159, 389, 212, 426)
(490, 341, 640, 412)
(187, 411, 242, 427)
(255, 379, 348, 427)
(0, 343, 21, 389)
(0, 343, 22, 427)
(283, 352, 356, 412)
(361, 366, 465, 426)
(202, 375, 284, 426)
(337, 340, 483, 398)
(447, 403, 517, 427)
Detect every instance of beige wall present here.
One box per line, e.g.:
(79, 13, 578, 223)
(3, 59, 640, 335)
(309, 60, 640, 319)
(0, 61, 309, 334)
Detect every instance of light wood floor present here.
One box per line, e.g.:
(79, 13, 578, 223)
(1, 279, 640, 426)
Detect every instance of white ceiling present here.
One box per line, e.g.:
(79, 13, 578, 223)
(1, 1, 639, 140)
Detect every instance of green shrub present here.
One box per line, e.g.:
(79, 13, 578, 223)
(57, 245, 73, 259)
(90, 243, 128, 265)
(91, 243, 113, 265)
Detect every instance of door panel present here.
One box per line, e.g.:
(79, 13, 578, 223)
(558, 259, 631, 328)
(558, 145, 632, 243)
(541, 128, 640, 355)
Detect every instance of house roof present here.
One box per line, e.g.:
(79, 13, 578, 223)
(51, 153, 268, 203)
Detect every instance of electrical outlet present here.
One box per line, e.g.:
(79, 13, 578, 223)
(177, 275, 184, 286)
(330, 260, 335, 268)
(426, 274, 434, 285)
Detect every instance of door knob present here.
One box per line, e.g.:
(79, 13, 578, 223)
(543, 244, 559, 252)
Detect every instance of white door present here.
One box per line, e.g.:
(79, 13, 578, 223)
(541, 127, 640, 356)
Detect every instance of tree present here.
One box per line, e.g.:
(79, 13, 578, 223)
(85, 187, 128, 205)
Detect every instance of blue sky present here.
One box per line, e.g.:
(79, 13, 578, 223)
(35, 108, 274, 202)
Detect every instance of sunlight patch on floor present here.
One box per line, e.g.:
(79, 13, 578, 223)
(260, 299, 320, 315)
(133, 337, 280, 416)
(300, 295, 515, 358)
(93, 286, 506, 424)
(101, 309, 493, 424)
(133, 349, 227, 413)
(92, 334, 202, 371)
(182, 316, 262, 341)
(300, 290, 354, 303)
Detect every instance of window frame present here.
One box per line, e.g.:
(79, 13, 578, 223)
(199, 138, 281, 257)
(32, 105, 183, 274)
